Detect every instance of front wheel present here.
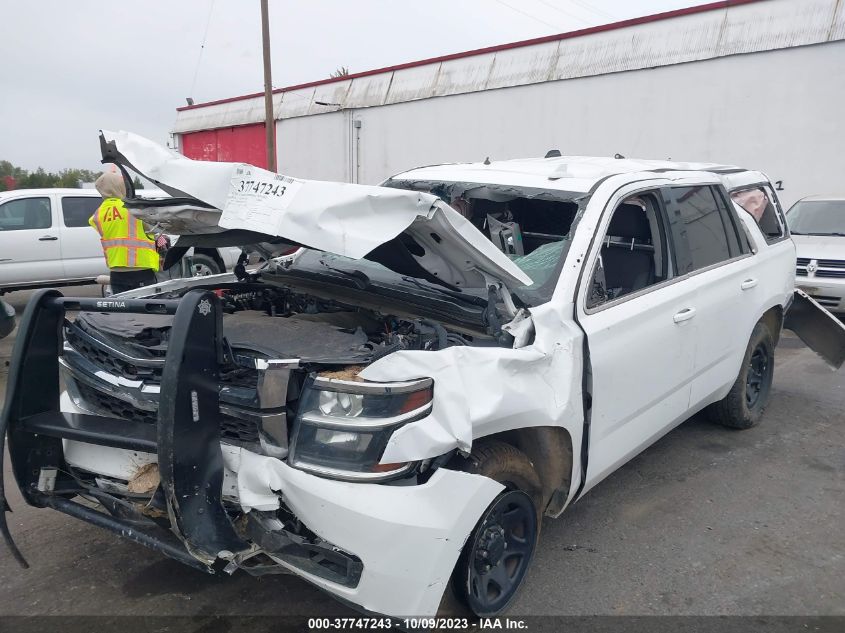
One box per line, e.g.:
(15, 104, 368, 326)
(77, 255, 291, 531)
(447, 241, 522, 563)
(706, 322, 775, 429)
(446, 441, 542, 617)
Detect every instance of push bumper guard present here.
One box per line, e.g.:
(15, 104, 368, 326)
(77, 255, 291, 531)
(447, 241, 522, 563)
(0, 288, 249, 571)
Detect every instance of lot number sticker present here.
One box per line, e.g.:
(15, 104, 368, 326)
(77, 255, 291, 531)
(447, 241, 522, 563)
(221, 165, 303, 234)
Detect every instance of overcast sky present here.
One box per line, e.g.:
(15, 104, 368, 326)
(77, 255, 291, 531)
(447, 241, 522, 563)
(1, 0, 702, 171)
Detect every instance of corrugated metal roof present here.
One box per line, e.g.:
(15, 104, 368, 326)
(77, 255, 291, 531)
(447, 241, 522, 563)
(173, 0, 844, 134)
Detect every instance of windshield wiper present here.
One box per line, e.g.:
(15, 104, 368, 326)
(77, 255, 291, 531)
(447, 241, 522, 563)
(400, 276, 487, 306)
(318, 259, 371, 289)
(793, 231, 845, 236)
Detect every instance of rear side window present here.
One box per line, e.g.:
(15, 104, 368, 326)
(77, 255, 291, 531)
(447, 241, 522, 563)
(662, 185, 739, 274)
(0, 197, 52, 231)
(731, 185, 785, 242)
(62, 196, 101, 227)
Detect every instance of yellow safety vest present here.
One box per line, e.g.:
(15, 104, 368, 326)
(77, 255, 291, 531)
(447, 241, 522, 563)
(89, 198, 159, 271)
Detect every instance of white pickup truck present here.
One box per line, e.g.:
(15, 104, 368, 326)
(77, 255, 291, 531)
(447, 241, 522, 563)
(2, 131, 843, 620)
(0, 188, 241, 295)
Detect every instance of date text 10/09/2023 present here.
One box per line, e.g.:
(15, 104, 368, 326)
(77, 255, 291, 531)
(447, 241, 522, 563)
(307, 618, 529, 630)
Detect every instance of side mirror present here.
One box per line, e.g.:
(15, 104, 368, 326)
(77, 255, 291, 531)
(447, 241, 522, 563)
(0, 298, 15, 339)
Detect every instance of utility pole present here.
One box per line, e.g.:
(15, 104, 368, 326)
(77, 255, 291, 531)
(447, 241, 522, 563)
(260, 0, 276, 171)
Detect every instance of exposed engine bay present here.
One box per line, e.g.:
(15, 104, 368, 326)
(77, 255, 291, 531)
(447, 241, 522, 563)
(76, 282, 475, 367)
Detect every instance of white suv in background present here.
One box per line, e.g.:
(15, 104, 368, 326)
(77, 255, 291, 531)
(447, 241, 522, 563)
(0, 188, 241, 295)
(787, 196, 845, 313)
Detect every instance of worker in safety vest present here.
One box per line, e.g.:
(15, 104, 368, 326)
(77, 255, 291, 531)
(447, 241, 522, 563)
(89, 168, 160, 294)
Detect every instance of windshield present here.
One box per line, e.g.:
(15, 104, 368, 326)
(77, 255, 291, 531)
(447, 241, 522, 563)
(383, 178, 585, 305)
(787, 200, 845, 236)
(510, 239, 571, 290)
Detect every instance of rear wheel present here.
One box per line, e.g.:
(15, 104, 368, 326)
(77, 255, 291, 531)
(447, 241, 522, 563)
(706, 322, 775, 429)
(446, 441, 542, 617)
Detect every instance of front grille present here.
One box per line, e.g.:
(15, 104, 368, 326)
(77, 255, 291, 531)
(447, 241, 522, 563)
(76, 382, 157, 425)
(220, 414, 261, 444)
(67, 324, 259, 389)
(219, 364, 260, 388)
(66, 327, 163, 382)
(795, 257, 845, 279)
(67, 324, 265, 449)
(818, 259, 845, 268)
(75, 381, 261, 446)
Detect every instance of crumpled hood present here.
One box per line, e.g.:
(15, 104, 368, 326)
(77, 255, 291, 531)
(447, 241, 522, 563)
(100, 130, 531, 290)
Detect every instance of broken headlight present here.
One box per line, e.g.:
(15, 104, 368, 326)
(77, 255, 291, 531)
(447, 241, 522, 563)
(289, 376, 433, 481)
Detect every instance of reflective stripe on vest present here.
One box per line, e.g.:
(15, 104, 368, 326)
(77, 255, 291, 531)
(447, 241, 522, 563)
(93, 198, 159, 271)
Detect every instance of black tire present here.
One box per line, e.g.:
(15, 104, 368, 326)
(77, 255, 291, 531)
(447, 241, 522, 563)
(706, 322, 775, 429)
(444, 441, 542, 618)
(186, 253, 223, 277)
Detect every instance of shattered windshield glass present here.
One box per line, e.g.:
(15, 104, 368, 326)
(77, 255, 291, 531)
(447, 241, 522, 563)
(383, 178, 587, 305)
(509, 240, 569, 288)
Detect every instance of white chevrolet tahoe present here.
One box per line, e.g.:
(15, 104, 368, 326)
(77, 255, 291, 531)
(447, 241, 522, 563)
(2, 131, 843, 620)
(0, 188, 241, 294)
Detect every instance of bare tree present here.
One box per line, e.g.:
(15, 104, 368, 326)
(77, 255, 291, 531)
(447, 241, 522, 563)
(330, 66, 350, 78)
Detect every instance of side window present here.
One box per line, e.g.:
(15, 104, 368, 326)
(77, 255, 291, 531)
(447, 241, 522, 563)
(587, 191, 669, 308)
(663, 185, 735, 275)
(730, 185, 785, 243)
(0, 197, 52, 231)
(62, 196, 101, 228)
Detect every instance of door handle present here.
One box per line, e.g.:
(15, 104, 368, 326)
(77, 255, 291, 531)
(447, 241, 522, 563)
(673, 307, 697, 324)
(741, 278, 758, 291)
(38, 235, 58, 241)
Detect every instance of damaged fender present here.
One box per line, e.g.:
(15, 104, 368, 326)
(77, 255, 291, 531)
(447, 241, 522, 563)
(360, 304, 585, 470)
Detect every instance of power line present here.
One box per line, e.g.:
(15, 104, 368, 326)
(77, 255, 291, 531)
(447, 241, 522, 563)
(490, 0, 568, 31)
(189, 0, 217, 99)
(569, 0, 617, 21)
(532, 0, 590, 25)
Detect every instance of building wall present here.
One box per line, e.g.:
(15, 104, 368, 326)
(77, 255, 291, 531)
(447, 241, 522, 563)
(272, 41, 844, 208)
(276, 111, 352, 182)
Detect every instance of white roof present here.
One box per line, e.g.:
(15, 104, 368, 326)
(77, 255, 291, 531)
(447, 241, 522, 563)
(0, 188, 168, 200)
(389, 155, 743, 193)
(0, 188, 99, 198)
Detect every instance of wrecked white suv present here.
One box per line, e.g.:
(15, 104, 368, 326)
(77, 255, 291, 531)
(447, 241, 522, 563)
(3, 131, 844, 619)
